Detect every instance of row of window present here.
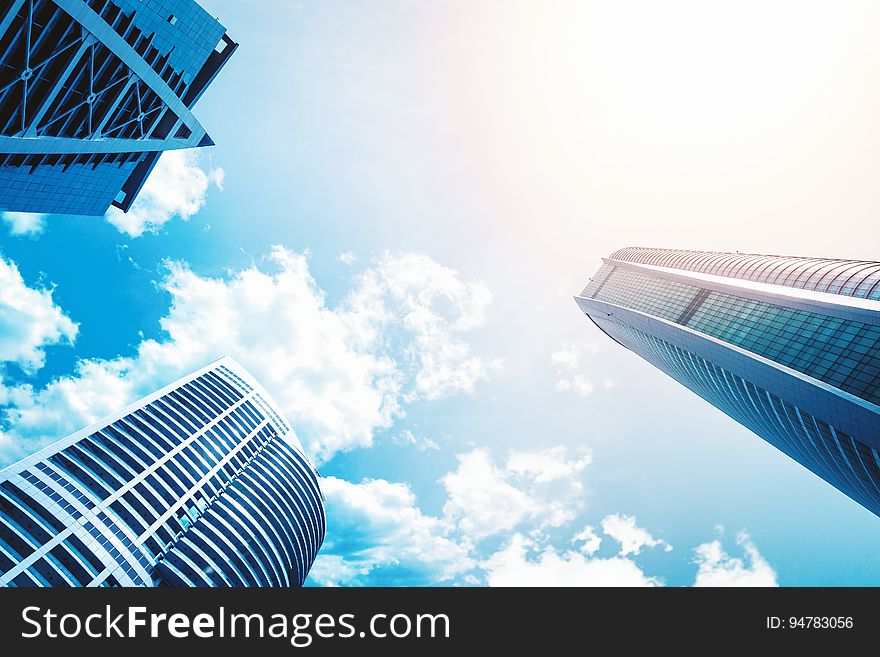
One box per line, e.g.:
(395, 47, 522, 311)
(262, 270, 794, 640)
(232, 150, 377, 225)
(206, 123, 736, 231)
(0, 364, 324, 587)
(0, 481, 108, 586)
(599, 316, 880, 516)
(157, 435, 325, 587)
(0, 368, 265, 586)
(223, 365, 291, 436)
(609, 248, 880, 300)
(589, 266, 880, 406)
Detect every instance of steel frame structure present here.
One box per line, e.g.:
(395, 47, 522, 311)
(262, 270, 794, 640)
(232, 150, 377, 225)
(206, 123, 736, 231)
(0, 0, 236, 213)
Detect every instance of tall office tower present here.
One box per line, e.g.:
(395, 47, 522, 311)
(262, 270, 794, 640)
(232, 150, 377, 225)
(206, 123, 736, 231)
(0, 0, 236, 216)
(576, 247, 880, 516)
(0, 358, 325, 587)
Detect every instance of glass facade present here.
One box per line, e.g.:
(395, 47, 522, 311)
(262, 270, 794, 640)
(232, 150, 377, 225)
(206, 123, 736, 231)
(608, 247, 880, 301)
(0, 0, 237, 216)
(576, 247, 880, 517)
(0, 357, 325, 587)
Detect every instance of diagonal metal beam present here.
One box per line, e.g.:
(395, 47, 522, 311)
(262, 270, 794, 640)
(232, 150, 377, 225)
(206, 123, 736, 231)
(29, 34, 83, 72)
(38, 94, 88, 131)
(0, 0, 27, 48)
(0, 134, 193, 154)
(102, 105, 161, 138)
(19, 0, 33, 133)
(24, 0, 32, 69)
(20, 75, 27, 133)
(87, 40, 94, 134)
(0, 76, 21, 96)
(24, 36, 91, 137)
(51, 0, 207, 146)
(93, 74, 134, 138)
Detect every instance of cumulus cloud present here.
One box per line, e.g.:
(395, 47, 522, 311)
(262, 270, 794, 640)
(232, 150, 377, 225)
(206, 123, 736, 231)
(601, 514, 672, 556)
(306, 446, 773, 587)
(105, 150, 224, 237)
(310, 444, 595, 585)
(550, 345, 583, 370)
(482, 533, 661, 587)
(442, 446, 591, 541)
(345, 253, 502, 401)
(1, 212, 46, 236)
(551, 342, 602, 396)
(308, 476, 475, 586)
(505, 445, 592, 484)
(571, 525, 602, 555)
(0, 255, 77, 374)
(441, 449, 536, 541)
(693, 531, 778, 587)
(1, 358, 142, 463)
(0, 248, 778, 589)
(391, 429, 440, 451)
(551, 342, 599, 367)
(305, 554, 363, 588)
(554, 375, 594, 396)
(0, 247, 496, 465)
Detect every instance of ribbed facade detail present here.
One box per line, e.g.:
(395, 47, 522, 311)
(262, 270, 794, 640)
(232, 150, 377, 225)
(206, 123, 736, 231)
(576, 247, 880, 517)
(610, 247, 880, 301)
(0, 357, 325, 587)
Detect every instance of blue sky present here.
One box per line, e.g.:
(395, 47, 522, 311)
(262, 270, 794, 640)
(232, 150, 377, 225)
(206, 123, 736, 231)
(3, 0, 880, 586)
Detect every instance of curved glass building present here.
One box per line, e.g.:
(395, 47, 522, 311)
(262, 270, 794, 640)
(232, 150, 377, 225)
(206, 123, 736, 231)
(0, 357, 325, 587)
(576, 247, 880, 517)
(0, 0, 236, 216)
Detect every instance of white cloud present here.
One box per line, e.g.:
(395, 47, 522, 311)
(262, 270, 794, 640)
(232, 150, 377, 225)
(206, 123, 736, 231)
(0, 247, 778, 589)
(105, 150, 224, 237)
(571, 525, 602, 555)
(601, 514, 672, 556)
(303, 446, 773, 588)
(441, 449, 535, 541)
(2, 212, 46, 236)
(338, 251, 357, 265)
(441, 446, 591, 541)
(482, 533, 660, 587)
(311, 445, 595, 585)
(693, 531, 778, 587)
(550, 342, 600, 371)
(0, 247, 496, 465)
(309, 476, 475, 586)
(0, 256, 77, 374)
(555, 374, 594, 396)
(345, 253, 502, 401)
(311, 455, 777, 587)
(505, 445, 592, 483)
(572, 376, 594, 395)
(550, 346, 581, 370)
(391, 429, 440, 451)
(0, 360, 135, 464)
(551, 342, 605, 397)
(306, 554, 363, 588)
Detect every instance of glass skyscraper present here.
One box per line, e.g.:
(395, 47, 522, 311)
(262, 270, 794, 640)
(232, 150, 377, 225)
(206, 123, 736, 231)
(576, 247, 880, 517)
(0, 357, 325, 587)
(0, 0, 235, 216)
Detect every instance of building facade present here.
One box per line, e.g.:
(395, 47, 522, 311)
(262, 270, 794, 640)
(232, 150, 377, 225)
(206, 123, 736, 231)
(0, 0, 235, 216)
(0, 357, 325, 587)
(576, 247, 880, 516)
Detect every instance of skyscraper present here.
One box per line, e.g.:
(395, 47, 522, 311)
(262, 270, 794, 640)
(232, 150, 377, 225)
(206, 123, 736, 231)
(0, 0, 236, 216)
(576, 247, 880, 517)
(0, 357, 325, 587)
